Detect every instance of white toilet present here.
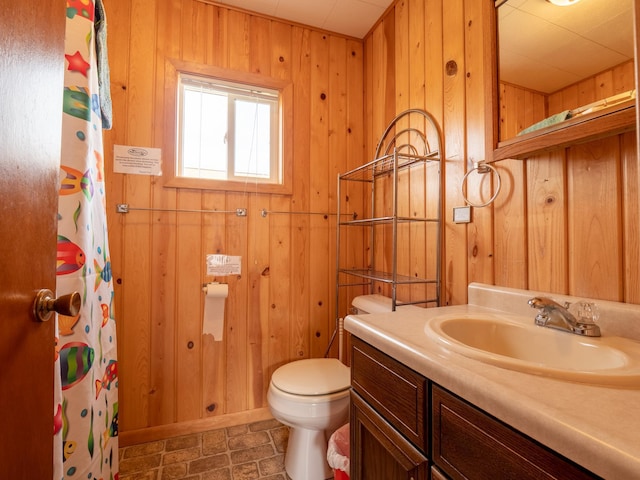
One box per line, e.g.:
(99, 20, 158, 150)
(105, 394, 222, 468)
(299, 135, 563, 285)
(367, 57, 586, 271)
(267, 294, 394, 480)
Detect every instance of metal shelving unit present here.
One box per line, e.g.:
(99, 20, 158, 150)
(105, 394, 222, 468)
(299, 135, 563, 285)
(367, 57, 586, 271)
(335, 109, 443, 315)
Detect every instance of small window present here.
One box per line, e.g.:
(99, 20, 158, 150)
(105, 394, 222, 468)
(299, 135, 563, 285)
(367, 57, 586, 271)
(177, 74, 281, 184)
(164, 60, 292, 194)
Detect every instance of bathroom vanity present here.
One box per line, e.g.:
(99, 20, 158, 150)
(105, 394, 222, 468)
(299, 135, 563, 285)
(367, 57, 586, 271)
(345, 283, 640, 479)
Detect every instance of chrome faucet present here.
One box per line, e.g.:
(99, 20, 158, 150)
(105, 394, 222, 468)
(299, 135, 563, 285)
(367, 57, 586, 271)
(528, 296, 601, 337)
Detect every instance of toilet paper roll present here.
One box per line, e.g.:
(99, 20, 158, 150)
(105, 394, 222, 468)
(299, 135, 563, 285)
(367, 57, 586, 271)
(203, 283, 228, 341)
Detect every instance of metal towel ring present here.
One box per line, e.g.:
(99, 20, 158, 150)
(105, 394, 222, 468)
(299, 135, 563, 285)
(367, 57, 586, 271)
(461, 162, 501, 208)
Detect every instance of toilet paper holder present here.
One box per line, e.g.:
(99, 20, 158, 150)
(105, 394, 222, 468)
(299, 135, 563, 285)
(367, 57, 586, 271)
(202, 281, 230, 291)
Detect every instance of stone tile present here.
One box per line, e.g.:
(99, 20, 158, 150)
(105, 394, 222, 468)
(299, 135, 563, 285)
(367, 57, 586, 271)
(231, 462, 259, 480)
(123, 441, 165, 458)
(230, 444, 274, 465)
(202, 467, 232, 480)
(228, 431, 270, 451)
(248, 419, 282, 432)
(160, 462, 188, 479)
(227, 424, 249, 437)
(163, 446, 202, 465)
(258, 455, 285, 476)
(166, 433, 201, 452)
(119, 453, 163, 474)
(118, 421, 286, 480)
(269, 427, 289, 454)
(203, 429, 227, 455)
(120, 471, 158, 480)
(189, 453, 231, 474)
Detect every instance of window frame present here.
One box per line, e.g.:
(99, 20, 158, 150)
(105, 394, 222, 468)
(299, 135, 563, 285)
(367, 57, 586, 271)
(164, 58, 293, 194)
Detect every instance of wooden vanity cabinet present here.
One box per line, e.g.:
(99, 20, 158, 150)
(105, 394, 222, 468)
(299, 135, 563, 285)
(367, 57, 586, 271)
(351, 336, 429, 479)
(432, 385, 598, 480)
(350, 337, 599, 480)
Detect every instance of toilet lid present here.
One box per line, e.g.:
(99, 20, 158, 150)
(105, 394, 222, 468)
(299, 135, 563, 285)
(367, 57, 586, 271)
(352, 294, 393, 313)
(271, 358, 350, 395)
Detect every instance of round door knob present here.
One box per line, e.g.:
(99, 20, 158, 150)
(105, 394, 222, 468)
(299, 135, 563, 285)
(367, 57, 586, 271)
(33, 289, 81, 322)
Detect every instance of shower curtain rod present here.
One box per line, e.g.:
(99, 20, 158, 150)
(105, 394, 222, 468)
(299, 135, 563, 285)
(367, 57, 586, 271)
(260, 209, 357, 219)
(115, 203, 248, 216)
(116, 203, 357, 219)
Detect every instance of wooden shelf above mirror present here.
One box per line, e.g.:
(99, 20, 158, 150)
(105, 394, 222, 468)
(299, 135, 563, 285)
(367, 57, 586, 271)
(493, 100, 637, 162)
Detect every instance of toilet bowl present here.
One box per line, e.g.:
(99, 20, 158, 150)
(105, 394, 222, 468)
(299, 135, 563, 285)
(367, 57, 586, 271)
(268, 358, 350, 480)
(267, 294, 394, 480)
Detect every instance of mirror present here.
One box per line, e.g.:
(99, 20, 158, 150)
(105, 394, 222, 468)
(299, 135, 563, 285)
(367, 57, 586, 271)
(497, 0, 635, 142)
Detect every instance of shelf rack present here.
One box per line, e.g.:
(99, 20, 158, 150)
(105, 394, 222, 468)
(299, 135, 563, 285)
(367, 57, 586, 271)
(335, 109, 443, 317)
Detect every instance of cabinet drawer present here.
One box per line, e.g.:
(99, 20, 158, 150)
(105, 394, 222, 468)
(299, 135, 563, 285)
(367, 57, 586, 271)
(432, 385, 598, 480)
(351, 337, 428, 451)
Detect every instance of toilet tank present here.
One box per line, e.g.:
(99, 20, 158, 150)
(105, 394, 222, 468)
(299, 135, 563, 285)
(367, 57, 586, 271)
(351, 294, 393, 314)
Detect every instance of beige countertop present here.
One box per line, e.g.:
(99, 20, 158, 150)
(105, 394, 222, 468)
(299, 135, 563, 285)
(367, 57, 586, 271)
(344, 283, 640, 479)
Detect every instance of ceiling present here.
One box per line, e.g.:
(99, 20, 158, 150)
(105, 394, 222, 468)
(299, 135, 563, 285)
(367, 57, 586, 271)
(213, 0, 635, 94)
(213, 0, 394, 38)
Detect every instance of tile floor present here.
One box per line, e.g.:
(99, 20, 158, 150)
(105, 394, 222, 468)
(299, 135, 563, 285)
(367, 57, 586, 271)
(118, 419, 289, 480)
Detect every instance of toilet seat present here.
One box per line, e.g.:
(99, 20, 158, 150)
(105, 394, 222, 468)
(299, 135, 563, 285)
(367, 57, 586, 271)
(271, 358, 350, 395)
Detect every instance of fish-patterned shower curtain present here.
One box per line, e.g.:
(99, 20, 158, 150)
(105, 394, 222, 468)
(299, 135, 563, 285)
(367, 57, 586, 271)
(54, 1, 118, 478)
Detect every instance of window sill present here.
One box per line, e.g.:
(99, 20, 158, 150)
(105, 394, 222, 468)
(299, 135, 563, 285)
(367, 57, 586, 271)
(164, 176, 292, 195)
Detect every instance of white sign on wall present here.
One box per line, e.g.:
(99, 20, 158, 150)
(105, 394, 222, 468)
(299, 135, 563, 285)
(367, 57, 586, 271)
(113, 145, 162, 176)
(206, 255, 242, 276)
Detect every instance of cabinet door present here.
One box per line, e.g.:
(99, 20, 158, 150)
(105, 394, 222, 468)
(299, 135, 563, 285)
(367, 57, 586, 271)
(432, 385, 598, 480)
(351, 391, 429, 480)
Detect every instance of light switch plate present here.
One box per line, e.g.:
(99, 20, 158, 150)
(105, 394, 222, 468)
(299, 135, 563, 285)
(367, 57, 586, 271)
(453, 206, 472, 224)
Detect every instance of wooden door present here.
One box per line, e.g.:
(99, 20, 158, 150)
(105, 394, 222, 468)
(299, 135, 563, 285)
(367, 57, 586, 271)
(0, 0, 66, 477)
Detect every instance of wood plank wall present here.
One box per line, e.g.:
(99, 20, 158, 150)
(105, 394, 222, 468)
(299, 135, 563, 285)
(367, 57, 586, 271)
(366, 1, 639, 307)
(366, 0, 497, 306)
(548, 60, 636, 116)
(103, 0, 365, 438)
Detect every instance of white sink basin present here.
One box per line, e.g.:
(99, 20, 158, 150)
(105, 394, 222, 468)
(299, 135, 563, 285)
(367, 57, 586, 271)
(424, 314, 640, 387)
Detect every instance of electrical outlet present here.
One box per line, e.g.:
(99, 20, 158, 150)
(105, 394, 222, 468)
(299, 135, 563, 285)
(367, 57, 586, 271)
(453, 206, 471, 224)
